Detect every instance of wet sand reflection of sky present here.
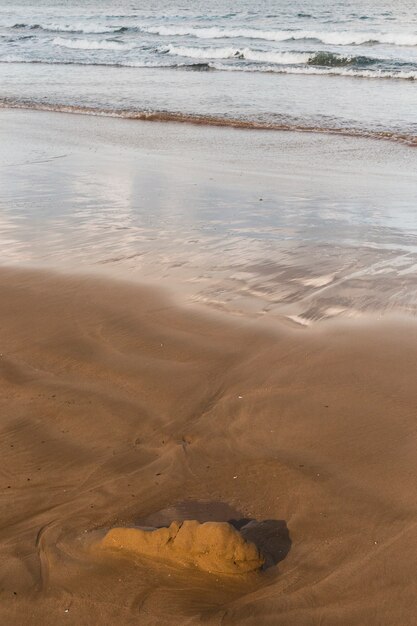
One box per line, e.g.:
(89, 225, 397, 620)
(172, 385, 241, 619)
(1, 109, 417, 324)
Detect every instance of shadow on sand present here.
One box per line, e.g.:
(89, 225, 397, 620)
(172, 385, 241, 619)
(230, 518, 291, 570)
(136, 500, 291, 571)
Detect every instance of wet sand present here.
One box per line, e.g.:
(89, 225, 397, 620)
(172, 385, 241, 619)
(2, 108, 417, 323)
(1, 266, 416, 625)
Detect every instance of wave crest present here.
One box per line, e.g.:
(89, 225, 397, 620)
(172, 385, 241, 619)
(52, 37, 134, 51)
(142, 25, 417, 47)
(9, 21, 126, 34)
(164, 46, 389, 70)
(164, 45, 311, 64)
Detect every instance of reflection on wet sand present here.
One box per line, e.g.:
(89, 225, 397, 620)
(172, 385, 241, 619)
(1, 108, 417, 324)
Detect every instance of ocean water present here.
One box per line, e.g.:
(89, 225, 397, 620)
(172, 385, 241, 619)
(0, 0, 416, 141)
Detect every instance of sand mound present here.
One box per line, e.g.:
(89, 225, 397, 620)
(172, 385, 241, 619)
(99, 520, 265, 574)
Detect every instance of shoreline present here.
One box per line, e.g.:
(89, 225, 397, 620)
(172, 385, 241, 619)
(0, 265, 416, 624)
(1, 101, 417, 147)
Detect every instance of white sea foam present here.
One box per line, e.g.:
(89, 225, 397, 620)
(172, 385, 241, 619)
(9, 21, 417, 47)
(211, 62, 417, 79)
(52, 37, 134, 51)
(280, 66, 417, 79)
(165, 45, 311, 64)
(5, 21, 124, 34)
(144, 25, 417, 47)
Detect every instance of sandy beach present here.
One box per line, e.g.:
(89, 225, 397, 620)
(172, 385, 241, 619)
(2, 0, 417, 620)
(1, 94, 417, 626)
(0, 265, 416, 624)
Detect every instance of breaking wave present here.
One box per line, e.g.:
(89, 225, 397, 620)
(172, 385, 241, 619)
(211, 62, 417, 80)
(164, 45, 381, 67)
(163, 45, 310, 64)
(142, 25, 417, 47)
(9, 21, 127, 34)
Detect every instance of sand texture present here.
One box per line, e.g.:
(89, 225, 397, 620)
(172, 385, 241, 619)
(0, 267, 417, 625)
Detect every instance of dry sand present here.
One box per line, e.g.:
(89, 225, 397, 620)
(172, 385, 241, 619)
(0, 266, 416, 625)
